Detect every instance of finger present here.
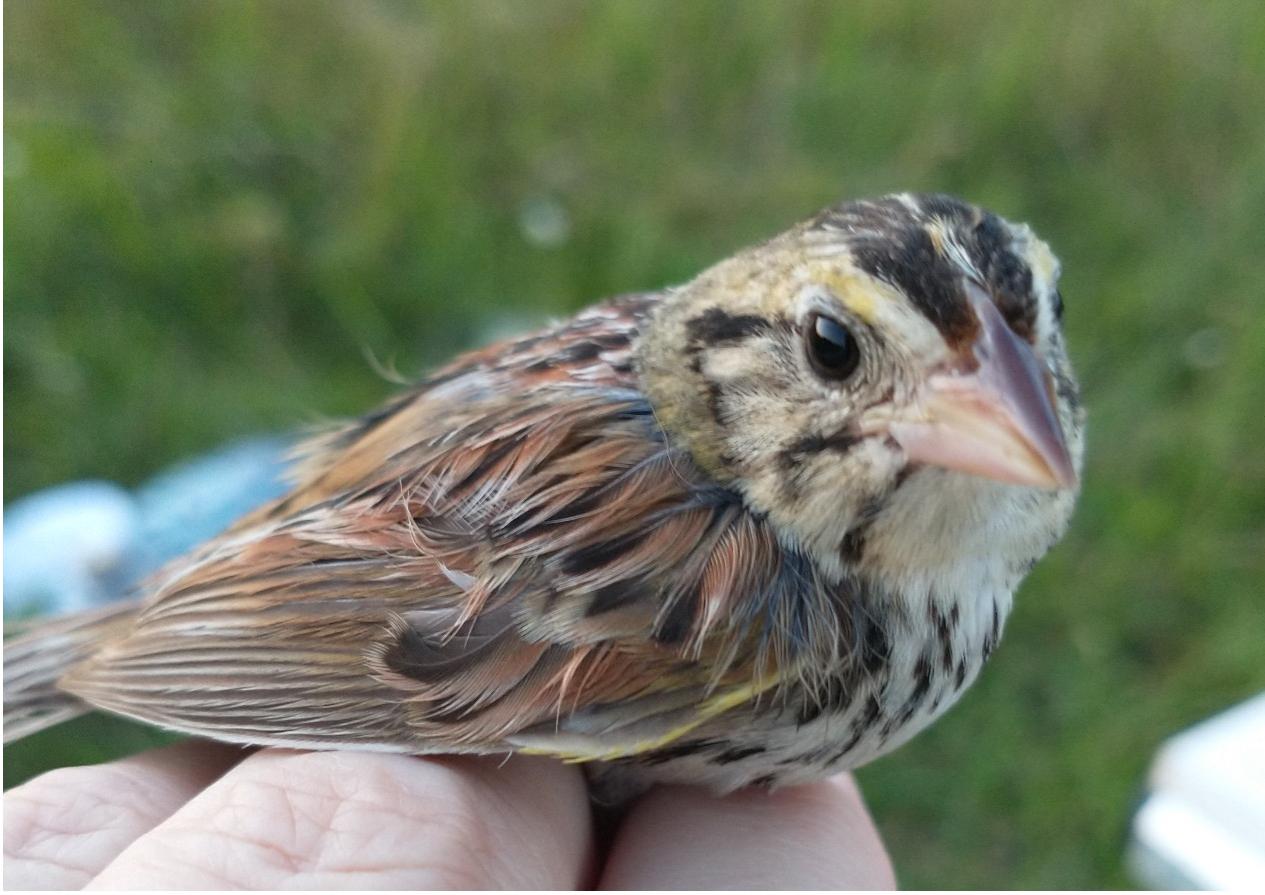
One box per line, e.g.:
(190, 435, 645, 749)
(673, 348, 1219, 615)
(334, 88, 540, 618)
(4, 740, 245, 890)
(88, 749, 593, 890)
(600, 773, 897, 890)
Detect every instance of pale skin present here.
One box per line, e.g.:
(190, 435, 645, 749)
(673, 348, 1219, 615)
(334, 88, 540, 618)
(4, 742, 896, 889)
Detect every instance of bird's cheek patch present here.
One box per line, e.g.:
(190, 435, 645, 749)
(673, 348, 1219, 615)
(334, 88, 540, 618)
(702, 344, 758, 383)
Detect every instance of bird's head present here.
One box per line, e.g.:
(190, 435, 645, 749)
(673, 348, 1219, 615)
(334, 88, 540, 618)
(639, 193, 1084, 583)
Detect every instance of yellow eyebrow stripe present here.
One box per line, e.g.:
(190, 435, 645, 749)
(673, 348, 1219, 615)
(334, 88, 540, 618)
(819, 270, 881, 325)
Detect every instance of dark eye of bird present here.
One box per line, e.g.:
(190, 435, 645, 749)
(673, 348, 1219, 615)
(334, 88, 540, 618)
(805, 313, 861, 381)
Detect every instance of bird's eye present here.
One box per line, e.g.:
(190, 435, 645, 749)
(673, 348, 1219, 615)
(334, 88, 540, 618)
(805, 313, 861, 381)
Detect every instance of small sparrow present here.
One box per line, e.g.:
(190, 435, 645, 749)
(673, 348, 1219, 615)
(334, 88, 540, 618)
(4, 193, 1083, 798)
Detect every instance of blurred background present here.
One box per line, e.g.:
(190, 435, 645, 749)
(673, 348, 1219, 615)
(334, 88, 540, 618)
(5, 0, 1264, 887)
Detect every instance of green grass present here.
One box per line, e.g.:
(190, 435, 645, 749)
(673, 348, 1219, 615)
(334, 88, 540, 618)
(5, 0, 1265, 887)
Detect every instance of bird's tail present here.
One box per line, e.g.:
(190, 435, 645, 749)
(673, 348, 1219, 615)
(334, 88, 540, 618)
(3, 601, 141, 743)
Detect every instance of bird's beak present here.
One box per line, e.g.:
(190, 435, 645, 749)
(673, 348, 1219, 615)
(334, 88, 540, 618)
(888, 284, 1077, 490)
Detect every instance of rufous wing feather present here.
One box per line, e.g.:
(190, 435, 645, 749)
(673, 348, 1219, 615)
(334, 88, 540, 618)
(17, 295, 854, 760)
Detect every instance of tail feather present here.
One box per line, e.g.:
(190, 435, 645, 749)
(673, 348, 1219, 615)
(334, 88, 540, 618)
(4, 601, 141, 742)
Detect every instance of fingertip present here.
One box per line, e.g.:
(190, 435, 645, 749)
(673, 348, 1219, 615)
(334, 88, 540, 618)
(87, 748, 594, 890)
(600, 772, 897, 890)
(3, 738, 245, 890)
(427, 752, 597, 887)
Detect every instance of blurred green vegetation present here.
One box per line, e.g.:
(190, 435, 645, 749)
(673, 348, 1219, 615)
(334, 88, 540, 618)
(5, 0, 1265, 887)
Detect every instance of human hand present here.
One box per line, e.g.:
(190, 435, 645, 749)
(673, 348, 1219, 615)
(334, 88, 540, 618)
(4, 742, 896, 889)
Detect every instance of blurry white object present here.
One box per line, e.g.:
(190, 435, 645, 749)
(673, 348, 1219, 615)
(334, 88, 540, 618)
(3, 481, 143, 615)
(3, 437, 290, 618)
(1128, 693, 1265, 889)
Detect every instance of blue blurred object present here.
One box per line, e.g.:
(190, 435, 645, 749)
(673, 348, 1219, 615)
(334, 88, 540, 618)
(3, 437, 292, 617)
(133, 437, 293, 565)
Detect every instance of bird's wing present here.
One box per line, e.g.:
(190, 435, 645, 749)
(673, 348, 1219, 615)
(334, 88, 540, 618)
(63, 296, 852, 759)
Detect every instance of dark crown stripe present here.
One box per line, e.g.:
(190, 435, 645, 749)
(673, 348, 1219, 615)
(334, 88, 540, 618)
(967, 212, 1038, 341)
(851, 226, 978, 346)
